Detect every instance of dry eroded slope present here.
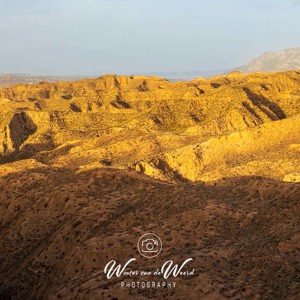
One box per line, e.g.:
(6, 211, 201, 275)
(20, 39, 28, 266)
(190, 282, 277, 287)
(0, 71, 299, 182)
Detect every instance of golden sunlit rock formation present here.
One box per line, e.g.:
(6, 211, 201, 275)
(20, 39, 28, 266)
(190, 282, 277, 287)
(0, 71, 299, 299)
(0, 70, 299, 182)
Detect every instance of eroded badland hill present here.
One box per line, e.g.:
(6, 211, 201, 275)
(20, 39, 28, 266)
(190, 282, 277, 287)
(0, 71, 299, 299)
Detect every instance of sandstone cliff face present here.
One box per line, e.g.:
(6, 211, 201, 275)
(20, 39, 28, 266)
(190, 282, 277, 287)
(135, 114, 300, 183)
(0, 112, 37, 154)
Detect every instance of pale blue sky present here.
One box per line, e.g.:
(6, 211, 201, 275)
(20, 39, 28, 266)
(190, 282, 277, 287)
(0, 0, 299, 75)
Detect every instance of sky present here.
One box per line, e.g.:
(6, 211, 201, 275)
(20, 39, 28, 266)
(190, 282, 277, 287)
(0, 0, 300, 76)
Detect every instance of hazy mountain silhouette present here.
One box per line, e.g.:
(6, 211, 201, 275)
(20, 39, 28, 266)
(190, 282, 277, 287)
(237, 47, 300, 73)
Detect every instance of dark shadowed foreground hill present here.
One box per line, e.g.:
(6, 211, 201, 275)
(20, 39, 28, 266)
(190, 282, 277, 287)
(0, 166, 299, 299)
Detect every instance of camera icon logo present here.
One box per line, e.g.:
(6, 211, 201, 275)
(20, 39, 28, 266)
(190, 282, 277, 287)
(137, 233, 162, 258)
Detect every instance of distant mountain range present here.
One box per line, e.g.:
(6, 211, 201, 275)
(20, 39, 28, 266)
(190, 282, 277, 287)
(0, 74, 83, 88)
(140, 70, 225, 81)
(237, 47, 300, 73)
